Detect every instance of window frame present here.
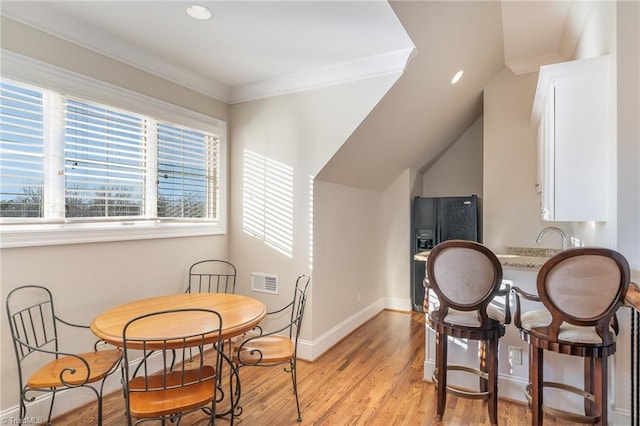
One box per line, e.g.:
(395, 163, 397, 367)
(0, 50, 227, 248)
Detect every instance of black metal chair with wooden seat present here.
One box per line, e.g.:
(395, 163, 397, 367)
(121, 308, 224, 426)
(512, 247, 630, 425)
(425, 240, 510, 426)
(184, 260, 237, 383)
(6, 285, 122, 426)
(232, 274, 311, 422)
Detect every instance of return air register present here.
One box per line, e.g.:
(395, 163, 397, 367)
(251, 272, 278, 294)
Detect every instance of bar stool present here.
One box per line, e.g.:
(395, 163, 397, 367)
(425, 240, 510, 426)
(512, 247, 630, 425)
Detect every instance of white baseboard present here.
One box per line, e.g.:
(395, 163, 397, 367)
(297, 298, 386, 361)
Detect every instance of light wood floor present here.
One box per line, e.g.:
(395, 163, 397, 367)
(53, 310, 576, 425)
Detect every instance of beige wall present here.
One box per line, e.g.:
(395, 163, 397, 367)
(312, 181, 385, 339)
(382, 169, 413, 307)
(421, 117, 483, 199)
(228, 74, 399, 350)
(483, 68, 542, 253)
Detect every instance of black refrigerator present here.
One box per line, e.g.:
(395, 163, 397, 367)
(411, 195, 481, 311)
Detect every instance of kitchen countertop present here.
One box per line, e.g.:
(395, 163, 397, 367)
(414, 246, 561, 271)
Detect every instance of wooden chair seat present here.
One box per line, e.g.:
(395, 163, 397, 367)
(234, 335, 294, 364)
(27, 349, 122, 388)
(128, 366, 216, 418)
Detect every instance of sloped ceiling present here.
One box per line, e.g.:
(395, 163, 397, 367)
(0, 0, 582, 192)
(317, 0, 506, 191)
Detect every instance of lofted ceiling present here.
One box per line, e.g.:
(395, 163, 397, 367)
(0, 0, 588, 191)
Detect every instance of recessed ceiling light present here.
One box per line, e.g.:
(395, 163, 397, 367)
(186, 4, 212, 21)
(451, 70, 464, 85)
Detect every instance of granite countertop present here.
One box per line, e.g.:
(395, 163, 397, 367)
(414, 246, 561, 271)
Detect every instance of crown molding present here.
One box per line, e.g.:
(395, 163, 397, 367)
(229, 47, 416, 104)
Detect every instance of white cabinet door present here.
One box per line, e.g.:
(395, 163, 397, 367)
(532, 56, 610, 222)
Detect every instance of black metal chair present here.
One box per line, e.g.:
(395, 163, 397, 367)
(184, 259, 237, 391)
(232, 274, 311, 422)
(6, 285, 122, 426)
(425, 240, 510, 426)
(187, 260, 237, 294)
(512, 247, 630, 425)
(121, 308, 224, 426)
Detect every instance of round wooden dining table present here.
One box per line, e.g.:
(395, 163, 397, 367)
(90, 292, 267, 347)
(91, 292, 267, 420)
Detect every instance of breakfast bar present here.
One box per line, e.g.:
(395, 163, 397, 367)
(415, 247, 640, 423)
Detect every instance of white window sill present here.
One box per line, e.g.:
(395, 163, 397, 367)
(0, 221, 225, 248)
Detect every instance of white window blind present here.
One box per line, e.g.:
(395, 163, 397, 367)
(0, 74, 225, 244)
(157, 123, 218, 219)
(0, 81, 45, 218)
(64, 99, 146, 219)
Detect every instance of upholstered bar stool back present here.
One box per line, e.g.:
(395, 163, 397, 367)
(425, 240, 509, 426)
(512, 247, 630, 425)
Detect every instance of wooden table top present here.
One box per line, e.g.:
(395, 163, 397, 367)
(626, 283, 640, 312)
(90, 293, 267, 347)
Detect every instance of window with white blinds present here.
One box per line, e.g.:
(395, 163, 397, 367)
(157, 123, 218, 220)
(65, 99, 147, 218)
(0, 79, 222, 227)
(0, 81, 45, 218)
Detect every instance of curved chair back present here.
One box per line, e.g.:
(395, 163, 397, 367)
(290, 274, 311, 345)
(187, 260, 236, 294)
(537, 247, 630, 344)
(7, 286, 59, 365)
(427, 240, 503, 327)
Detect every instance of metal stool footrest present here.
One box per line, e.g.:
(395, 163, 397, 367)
(524, 382, 598, 424)
(432, 366, 490, 400)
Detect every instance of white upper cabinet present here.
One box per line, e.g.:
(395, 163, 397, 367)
(531, 55, 611, 222)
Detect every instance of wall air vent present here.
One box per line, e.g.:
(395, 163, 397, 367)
(251, 272, 278, 295)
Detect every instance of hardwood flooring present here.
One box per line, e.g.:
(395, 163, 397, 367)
(52, 310, 572, 425)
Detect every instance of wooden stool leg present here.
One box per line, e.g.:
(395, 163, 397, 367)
(436, 331, 448, 421)
(594, 355, 608, 425)
(487, 336, 499, 426)
(585, 356, 595, 417)
(479, 340, 488, 394)
(531, 345, 543, 426)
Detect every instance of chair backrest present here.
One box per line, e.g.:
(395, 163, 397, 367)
(121, 308, 223, 400)
(290, 275, 311, 343)
(537, 247, 630, 344)
(187, 260, 236, 294)
(6, 285, 60, 363)
(426, 240, 503, 326)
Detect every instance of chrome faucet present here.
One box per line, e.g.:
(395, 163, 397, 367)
(536, 226, 568, 251)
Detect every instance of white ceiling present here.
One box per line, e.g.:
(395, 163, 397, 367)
(1, 0, 587, 191)
(0, 0, 416, 103)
